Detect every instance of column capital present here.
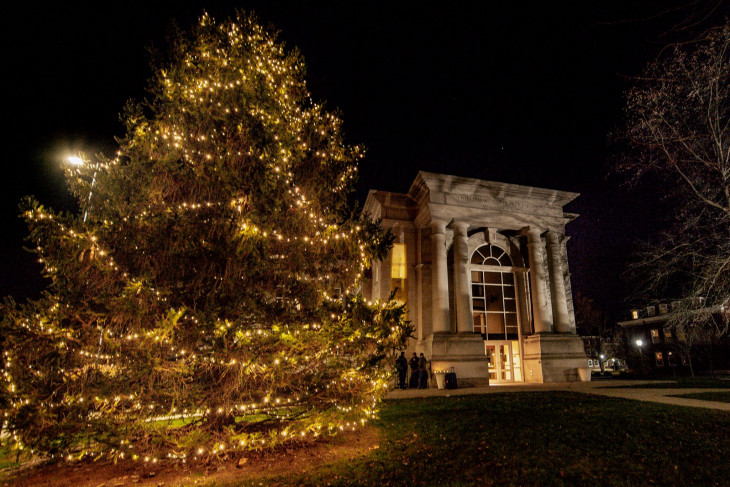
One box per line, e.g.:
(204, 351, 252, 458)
(545, 230, 564, 244)
(451, 221, 469, 236)
(521, 226, 544, 239)
(430, 219, 447, 235)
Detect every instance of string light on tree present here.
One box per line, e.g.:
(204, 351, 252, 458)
(1, 10, 410, 464)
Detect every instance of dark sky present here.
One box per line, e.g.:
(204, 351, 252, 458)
(3, 1, 728, 314)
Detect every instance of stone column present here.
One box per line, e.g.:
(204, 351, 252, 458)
(430, 220, 450, 333)
(452, 221, 473, 334)
(525, 228, 553, 333)
(546, 231, 571, 333)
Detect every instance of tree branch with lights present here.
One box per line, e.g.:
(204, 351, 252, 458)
(0, 11, 411, 464)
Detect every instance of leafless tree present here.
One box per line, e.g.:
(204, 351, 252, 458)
(618, 20, 729, 372)
(665, 302, 730, 377)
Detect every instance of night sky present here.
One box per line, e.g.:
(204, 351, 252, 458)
(3, 1, 728, 317)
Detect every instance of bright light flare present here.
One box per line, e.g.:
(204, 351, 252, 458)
(67, 155, 84, 166)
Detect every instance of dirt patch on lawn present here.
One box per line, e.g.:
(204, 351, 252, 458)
(3, 426, 380, 487)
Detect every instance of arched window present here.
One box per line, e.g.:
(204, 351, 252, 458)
(470, 244, 518, 339)
(471, 244, 513, 266)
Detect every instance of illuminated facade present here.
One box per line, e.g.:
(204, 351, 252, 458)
(363, 172, 589, 384)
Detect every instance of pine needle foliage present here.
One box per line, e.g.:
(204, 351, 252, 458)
(0, 11, 410, 463)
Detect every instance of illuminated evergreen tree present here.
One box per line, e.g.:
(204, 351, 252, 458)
(1, 11, 409, 462)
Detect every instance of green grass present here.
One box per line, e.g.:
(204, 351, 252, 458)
(600, 378, 730, 389)
(670, 391, 730, 403)
(208, 391, 730, 487)
(0, 446, 32, 470)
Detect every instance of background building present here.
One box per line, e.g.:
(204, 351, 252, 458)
(580, 335, 626, 375)
(617, 301, 730, 377)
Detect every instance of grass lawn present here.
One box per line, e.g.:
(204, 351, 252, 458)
(601, 378, 730, 389)
(216, 391, 730, 487)
(0, 446, 33, 471)
(670, 391, 730, 403)
(5, 390, 729, 486)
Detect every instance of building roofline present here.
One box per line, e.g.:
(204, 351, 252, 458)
(617, 304, 727, 327)
(617, 315, 673, 327)
(411, 171, 580, 207)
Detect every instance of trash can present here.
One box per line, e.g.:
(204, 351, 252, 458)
(444, 367, 457, 389)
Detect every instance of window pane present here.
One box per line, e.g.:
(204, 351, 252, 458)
(473, 313, 485, 334)
(505, 313, 518, 326)
(499, 253, 513, 266)
(472, 284, 484, 297)
(485, 346, 495, 366)
(504, 299, 517, 312)
(483, 272, 501, 284)
(391, 243, 407, 279)
(503, 286, 515, 298)
(472, 298, 486, 311)
(502, 273, 514, 285)
(651, 329, 660, 343)
(471, 252, 483, 265)
(471, 271, 483, 283)
(485, 257, 500, 266)
(485, 287, 504, 311)
(487, 313, 505, 334)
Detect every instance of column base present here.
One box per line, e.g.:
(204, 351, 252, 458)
(423, 333, 490, 381)
(522, 333, 589, 383)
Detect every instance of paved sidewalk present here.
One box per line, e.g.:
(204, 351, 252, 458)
(386, 379, 730, 411)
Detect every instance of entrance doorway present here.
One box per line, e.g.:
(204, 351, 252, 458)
(485, 340, 523, 383)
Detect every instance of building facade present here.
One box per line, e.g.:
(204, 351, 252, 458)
(363, 172, 589, 384)
(617, 301, 730, 377)
(580, 336, 626, 375)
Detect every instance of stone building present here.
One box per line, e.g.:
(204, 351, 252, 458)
(363, 172, 588, 383)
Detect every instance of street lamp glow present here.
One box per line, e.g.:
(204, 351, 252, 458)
(63, 153, 96, 223)
(635, 339, 643, 347)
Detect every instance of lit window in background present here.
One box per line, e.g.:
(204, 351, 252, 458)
(390, 243, 406, 302)
(390, 243, 406, 279)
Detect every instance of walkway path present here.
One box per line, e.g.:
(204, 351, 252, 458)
(386, 379, 730, 411)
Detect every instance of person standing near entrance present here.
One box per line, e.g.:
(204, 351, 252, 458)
(408, 352, 419, 388)
(418, 353, 428, 389)
(395, 352, 408, 389)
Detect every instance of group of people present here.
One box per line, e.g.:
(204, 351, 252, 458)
(395, 351, 428, 389)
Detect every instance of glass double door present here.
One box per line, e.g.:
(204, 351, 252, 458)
(485, 341, 523, 383)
